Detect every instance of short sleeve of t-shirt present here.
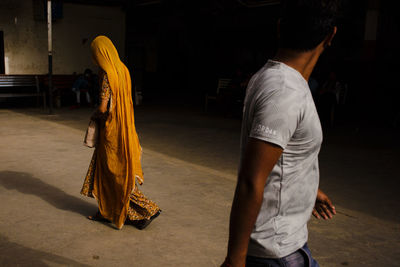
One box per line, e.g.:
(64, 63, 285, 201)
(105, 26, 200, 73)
(249, 88, 302, 149)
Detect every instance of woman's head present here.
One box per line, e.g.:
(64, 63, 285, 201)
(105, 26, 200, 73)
(90, 35, 132, 102)
(91, 36, 121, 72)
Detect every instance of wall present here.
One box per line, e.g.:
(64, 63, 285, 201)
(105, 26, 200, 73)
(0, 0, 125, 74)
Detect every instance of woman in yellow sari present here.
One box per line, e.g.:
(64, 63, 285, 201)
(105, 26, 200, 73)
(81, 35, 161, 230)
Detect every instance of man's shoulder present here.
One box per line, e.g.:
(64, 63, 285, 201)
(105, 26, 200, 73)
(250, 68, 305, 104)
(249, 65, 284, 95)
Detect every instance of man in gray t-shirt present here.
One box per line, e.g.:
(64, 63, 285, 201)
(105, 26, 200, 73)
(243, 59, 323, 258)
(222, 1, 340, 267)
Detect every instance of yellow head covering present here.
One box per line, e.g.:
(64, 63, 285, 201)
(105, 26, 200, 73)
(91, 36, 143, 229)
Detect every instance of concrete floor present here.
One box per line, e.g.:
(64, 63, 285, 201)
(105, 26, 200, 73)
(0, 105, 399, 266)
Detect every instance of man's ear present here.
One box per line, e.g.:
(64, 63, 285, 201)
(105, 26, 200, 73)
(324, 26, 337, 47)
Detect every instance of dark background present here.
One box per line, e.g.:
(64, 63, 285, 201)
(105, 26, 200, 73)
(57, 0, 400, 126)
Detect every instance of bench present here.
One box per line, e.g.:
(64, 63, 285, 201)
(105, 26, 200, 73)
(41, 75, 76, 107)
(0, 75, 46, 108)
(42, 75, 76, 90)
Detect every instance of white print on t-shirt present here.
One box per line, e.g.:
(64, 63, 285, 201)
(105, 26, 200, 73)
(254, 124, 277, 136)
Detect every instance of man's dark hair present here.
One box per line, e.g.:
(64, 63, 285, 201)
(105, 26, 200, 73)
(279, 0, 341, 51)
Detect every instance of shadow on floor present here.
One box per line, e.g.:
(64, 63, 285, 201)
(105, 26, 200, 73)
(0, 171, 96, 217)
(4, 107, 400, 224)
(0, 235, 90, 266)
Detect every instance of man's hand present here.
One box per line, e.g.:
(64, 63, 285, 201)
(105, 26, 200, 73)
(312, 189, 336, 219)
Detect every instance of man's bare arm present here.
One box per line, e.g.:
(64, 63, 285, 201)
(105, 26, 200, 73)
(222, 138, 283, 267)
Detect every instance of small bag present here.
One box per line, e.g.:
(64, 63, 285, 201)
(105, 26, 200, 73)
(83, 119, 98, 148)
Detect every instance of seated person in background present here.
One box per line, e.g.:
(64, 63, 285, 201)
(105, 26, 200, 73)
(71, 68, 93, 108)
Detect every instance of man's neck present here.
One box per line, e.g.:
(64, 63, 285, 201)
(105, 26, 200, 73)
(273, 47, 323, 81)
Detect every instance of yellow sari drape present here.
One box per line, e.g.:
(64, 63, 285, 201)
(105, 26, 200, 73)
(91, 36, 143, 229)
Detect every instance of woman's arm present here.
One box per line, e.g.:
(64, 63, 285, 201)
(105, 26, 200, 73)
(91, 73, 111, 121)
(98, 95, 108, 114)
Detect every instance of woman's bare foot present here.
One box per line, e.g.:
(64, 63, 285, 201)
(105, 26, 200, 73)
(87, 211, 110, 222)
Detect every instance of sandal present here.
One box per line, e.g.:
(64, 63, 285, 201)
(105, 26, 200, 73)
(132, 210, 162, 230)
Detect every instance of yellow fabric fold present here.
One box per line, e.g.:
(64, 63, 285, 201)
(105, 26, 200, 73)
(91, 35, 143, 229)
